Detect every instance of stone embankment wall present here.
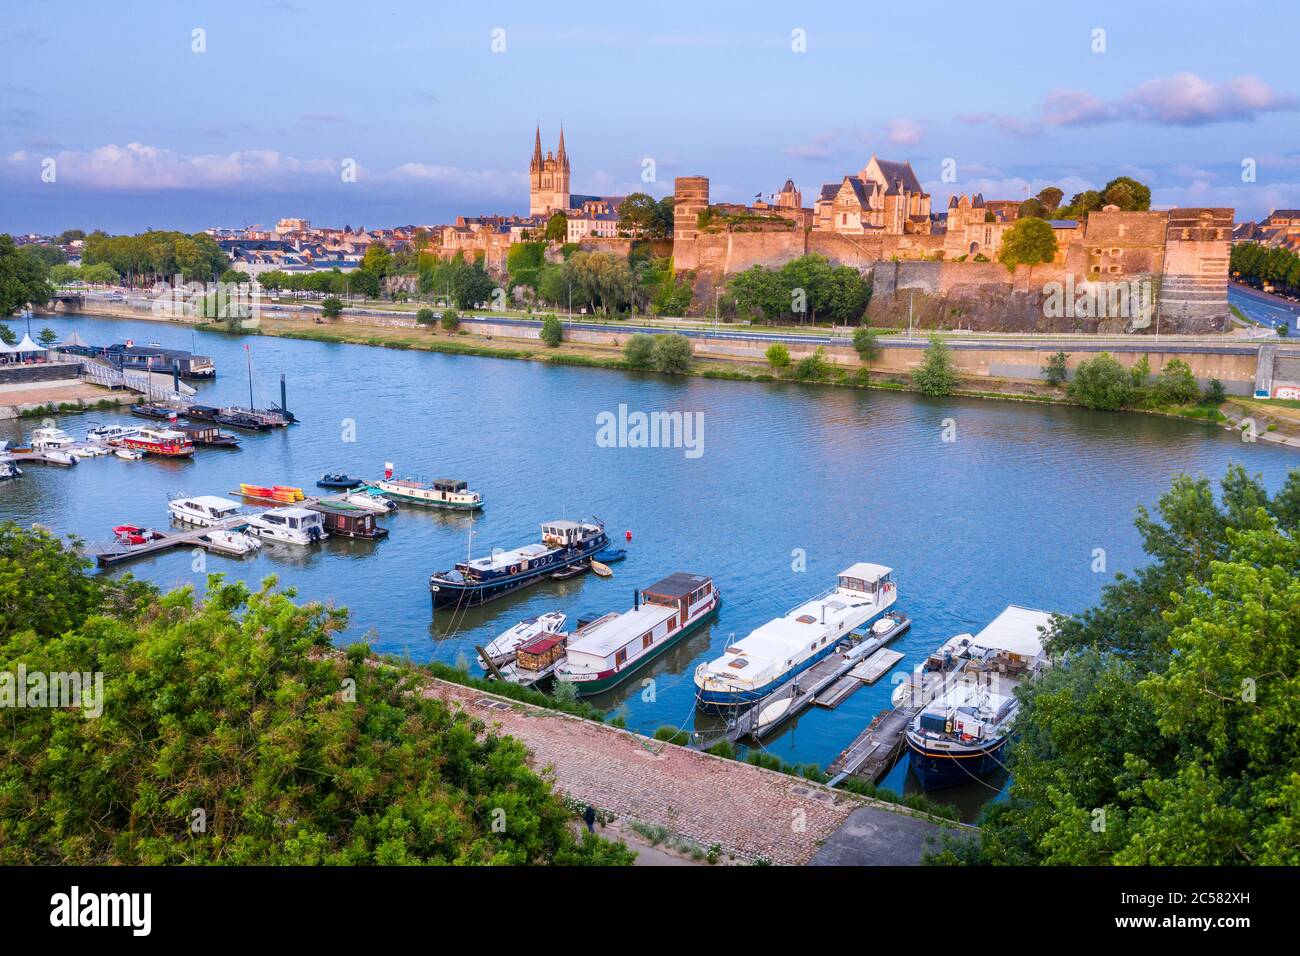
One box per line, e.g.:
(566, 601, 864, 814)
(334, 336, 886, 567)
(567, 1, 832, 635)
(465, 318, 1261, 394)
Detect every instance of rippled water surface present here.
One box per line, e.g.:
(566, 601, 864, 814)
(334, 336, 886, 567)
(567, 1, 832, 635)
(4, 315, 1294, 819)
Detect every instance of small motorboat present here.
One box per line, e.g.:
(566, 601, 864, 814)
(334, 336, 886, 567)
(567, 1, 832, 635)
(0, 459, 21, 481)
(480, 611, 568, 671)
(338, 488, 397, 512)
(30, 427, 75, 449)
(113, 524, 162, 546)
(317, 473, 362, 490)
(203, 528, 262, 556)
(86, 423, 141, 443)
(115, 448, 145, 461)
(550, 561, 590, 581)
(591, 560, 613, 578)
(42, 450, 76, 466)
(594, 547, 627, 563)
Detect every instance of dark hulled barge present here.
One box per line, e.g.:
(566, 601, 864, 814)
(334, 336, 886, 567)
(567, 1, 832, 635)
(428, 519, 608, 610)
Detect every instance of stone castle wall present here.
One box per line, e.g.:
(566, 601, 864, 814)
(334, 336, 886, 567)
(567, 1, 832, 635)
(667, 173, 1231, 333)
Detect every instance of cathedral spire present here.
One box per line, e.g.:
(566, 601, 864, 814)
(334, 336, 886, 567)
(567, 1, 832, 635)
(532, 125, 543, 169)
(557, 123, 567, 169)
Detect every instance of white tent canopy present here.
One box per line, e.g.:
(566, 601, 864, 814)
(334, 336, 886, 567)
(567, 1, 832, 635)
(0, 339, 17, 354)
(14, 334, 45, 353)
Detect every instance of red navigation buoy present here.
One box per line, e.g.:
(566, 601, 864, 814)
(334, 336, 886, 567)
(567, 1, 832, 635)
(625, 530, 632, 541)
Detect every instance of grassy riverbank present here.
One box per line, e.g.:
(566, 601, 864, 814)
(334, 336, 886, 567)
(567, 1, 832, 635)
(71, 303, 1256, 436)
(192, 314, 1251, 432)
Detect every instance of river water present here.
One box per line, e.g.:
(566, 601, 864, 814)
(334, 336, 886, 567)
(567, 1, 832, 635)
(3, 314, 1294, 820)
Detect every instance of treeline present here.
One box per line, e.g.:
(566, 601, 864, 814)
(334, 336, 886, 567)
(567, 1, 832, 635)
(1047, 351, 1227, 412)
(503, 244, 691, 317)
(1016, 176, 1152, 221)
(930, 466, 1300, 865)
(0, 524, 632, 865)
(727, 253, 872, 325)
(83, 229, 229, 284)
(1231, 242, 1300, 296)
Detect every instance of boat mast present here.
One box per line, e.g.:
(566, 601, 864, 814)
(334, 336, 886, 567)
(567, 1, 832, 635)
(245, 344, 254, 409)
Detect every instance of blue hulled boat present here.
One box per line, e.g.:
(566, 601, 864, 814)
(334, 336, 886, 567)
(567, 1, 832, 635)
(428, 519, 608, 610)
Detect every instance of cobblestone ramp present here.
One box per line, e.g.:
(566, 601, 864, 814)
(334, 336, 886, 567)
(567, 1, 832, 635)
(424, 678, 950, 865)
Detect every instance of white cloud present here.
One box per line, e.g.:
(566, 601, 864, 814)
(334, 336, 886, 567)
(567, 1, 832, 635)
(886, 117, 924, 146)
(965, 73, 1298, 136)
(1124, 73, 1297, 126)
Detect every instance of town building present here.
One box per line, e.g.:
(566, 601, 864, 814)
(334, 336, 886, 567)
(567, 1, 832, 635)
(813, 157, 932, 235)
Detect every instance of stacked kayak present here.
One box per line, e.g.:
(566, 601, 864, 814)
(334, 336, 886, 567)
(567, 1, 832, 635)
(239, 483, 305, 503)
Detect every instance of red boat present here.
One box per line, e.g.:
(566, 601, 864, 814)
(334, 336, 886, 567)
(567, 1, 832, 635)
(113, 525, 162, 546)
(120, 427, 195, 458)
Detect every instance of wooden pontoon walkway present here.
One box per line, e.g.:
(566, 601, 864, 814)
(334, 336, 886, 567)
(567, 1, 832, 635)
(826, 704, 920, 786)
(89, 516, 248, 567)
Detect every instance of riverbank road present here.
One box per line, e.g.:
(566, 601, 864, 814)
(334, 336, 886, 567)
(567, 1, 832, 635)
(422, 677, 956, 865)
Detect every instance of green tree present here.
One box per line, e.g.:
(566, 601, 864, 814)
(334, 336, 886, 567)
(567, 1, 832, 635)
(80, 263, 118, 285)
(997, 217, 1059, 270)
(793, 347, 830, 381)
(1152, 358, 1200, 405)
(360, 242, 394, 278)
(415, 307, 436, 326)
(0, 234, 54, 315)
(540, 313, 563, 347)
(219, 268, 246, 285)
(851, 326, 880, 364)
(0, 524, 633, 865)
(765, 342, 790, 369)
(1036, 186, 1064, 211)
(37, 327, 58, 348)
(451, 261, 495, 311)
(912, 334, 959, 396)
(0, 324, 15, 346)
(933, 467, 1300, 866)
(651, 333, 692, 374)
(623, 333, 654, 368)
(544, 212, 568, 242)
(1067, 352, 1134, 410)
(440, 308, 460, 331)
(1130, 354, 1151, 388)
(1102, 176, 1152, 211)
(320, 296, 344, 319)
(617, 193, 660, 238)
(1018, 198, 1047, 219)
(1042, 351, 1069, 387)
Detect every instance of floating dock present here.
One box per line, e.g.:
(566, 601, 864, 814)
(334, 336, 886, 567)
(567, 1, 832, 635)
(7, 449, 77, 467)
(89, 516, 251, 567)
(826, 704, 921, 786)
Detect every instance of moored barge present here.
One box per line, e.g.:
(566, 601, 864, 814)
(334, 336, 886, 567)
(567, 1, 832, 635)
(555, 573, 719, 696)
(428, 519, 608, 609)
(904, 605, 1054, 789)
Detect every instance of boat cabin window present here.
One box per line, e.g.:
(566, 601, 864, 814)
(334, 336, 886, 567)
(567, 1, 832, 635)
(642, 633, 653, 649)
(615, 648, 627, 667)
(727, 658, 749, 669)
(840, 574, 885, 595)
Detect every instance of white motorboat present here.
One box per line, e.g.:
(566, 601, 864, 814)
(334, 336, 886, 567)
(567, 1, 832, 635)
(86, 423, 141, 444)
(115, 448, 146, 461)
(168, 495, 244, 526)
(42, 450, 76, 466)
(0, 458, 21, 481)
(203, 528, 262, 556)
(246, 507, 326, 545)
(30, 427, 75, 449)
(338, 488, 397, 512)
(479, 611, 568, 670)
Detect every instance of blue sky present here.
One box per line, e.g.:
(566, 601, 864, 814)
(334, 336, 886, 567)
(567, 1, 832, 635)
(3, 0, 1298, 233)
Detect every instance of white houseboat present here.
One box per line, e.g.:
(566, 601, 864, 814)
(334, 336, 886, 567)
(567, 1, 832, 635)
(30, 427, 76, 449)
(694, 563, 897, 712)
(374, 475, 483, 511)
